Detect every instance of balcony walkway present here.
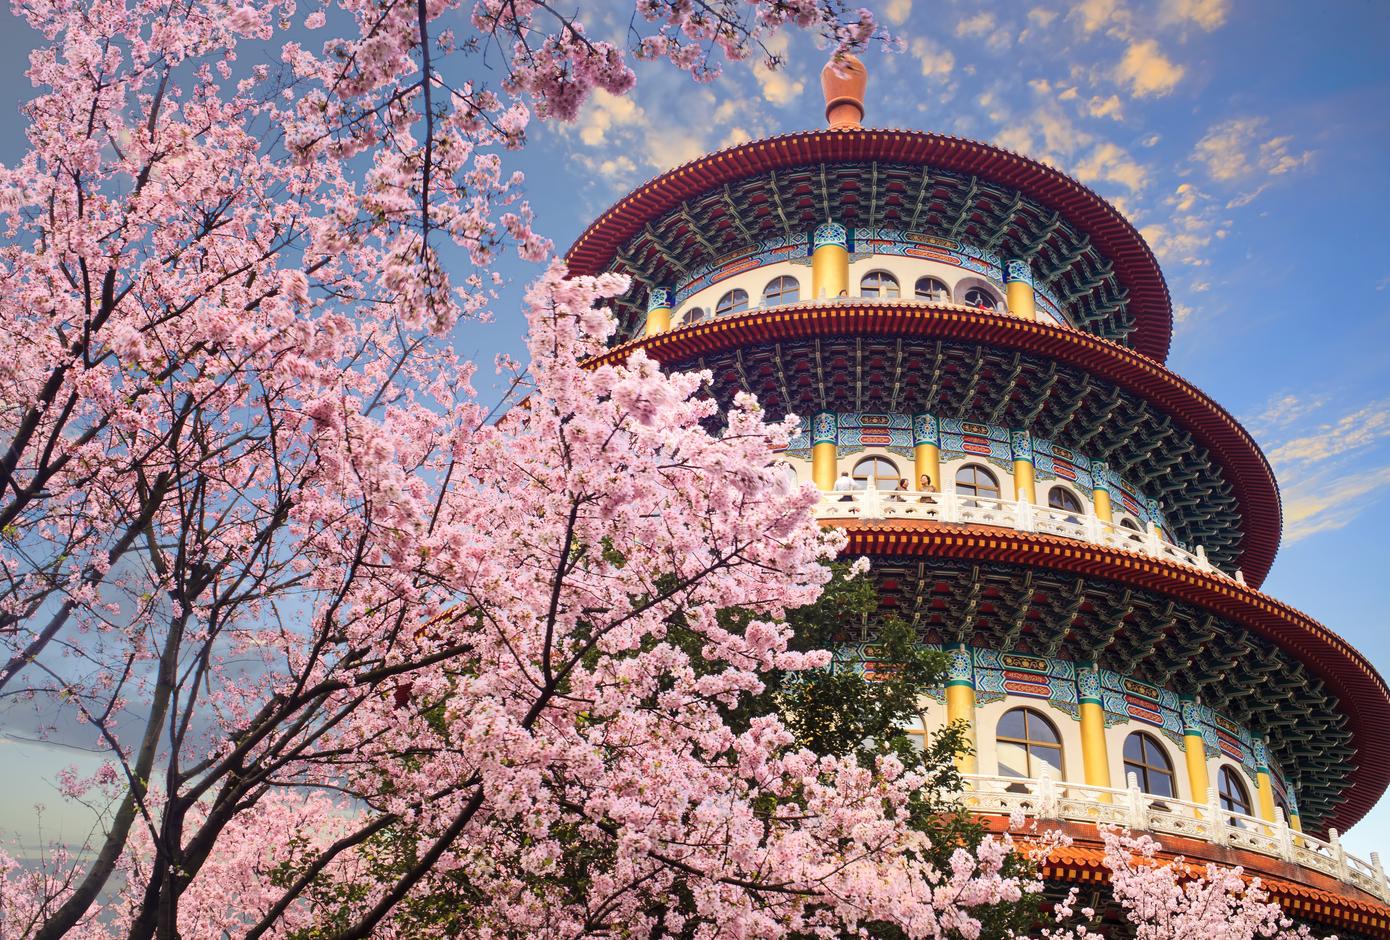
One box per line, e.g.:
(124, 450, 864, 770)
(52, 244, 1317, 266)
(961, 772, 1389, 904)
(814, 488, 1243, 583)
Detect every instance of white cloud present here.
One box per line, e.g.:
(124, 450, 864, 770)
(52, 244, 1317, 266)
(1139, 183, 1224, 267)
(1250, 396, 1390, 542)
(884, 0, 912, 27)
(1074, 141, 1148, 191)
(1115, 39, 1185, 97)
(1071, 0, 1130, 35)
(1192, 118, 1314, 201)
(568, 84, 748, 190)
(1267, 401, 1390, 465)
(754, 60, 804, 106)
(1161, 0, 1230, 30)
(1086, 94, 1124, 120)
(956, 11, 997, 36)
(1249, 393, 1332, 436)
(1284, 466, 1390, 542)
(911, 36, 957, 82)
(752, 31, 804, 106)
(576, 89, 643, 147)
(955, 11, 1011, 51)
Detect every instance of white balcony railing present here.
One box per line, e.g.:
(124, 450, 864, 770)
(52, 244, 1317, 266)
(816, 489, 1243, 583)
(960, 773, 1390, 903)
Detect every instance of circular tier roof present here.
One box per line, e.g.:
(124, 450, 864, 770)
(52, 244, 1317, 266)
(833, 520, 1390, 837)
(1017, 821, 1390, 936)
(566, 128, 1174, 361)
(589, 301, 1281, 586)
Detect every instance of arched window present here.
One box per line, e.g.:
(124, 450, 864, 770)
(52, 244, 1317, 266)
(682, 306, 706, 326)
(914, 276, 950, 302)
(715, 289, 749, 317)
(1218, 765, 1252, 816)
(860, 271, 900, 299)
(1119, 517, 1142, 532)
(901, 713, 928, 753)
(955, 464, 1000, 499)
(852, 456, 901, 491)
(762, 276, 800, 307)
(766, 461, 798, 491)
(1123, 732, 1176, 797)
(963, 286, 998, 310)
(997, 707, 1064, 778)
(1047, 487, 1084, 514)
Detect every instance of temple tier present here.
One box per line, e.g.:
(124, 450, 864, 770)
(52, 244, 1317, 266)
(566, 56, 1390, 936)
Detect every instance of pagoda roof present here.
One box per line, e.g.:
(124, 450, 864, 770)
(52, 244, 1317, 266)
(590, 302, 1281, 586)
(566, 128, 1173, 361)
(834, 521, 1390, 838)
(1020, 821, 1390, 936)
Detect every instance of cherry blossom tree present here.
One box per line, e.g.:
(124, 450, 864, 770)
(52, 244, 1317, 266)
(0, 3, 1050, 937)
(1038, 827, 1331, 940)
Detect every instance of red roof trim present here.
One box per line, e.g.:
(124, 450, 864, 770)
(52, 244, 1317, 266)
(1025, 825, 1390, 934)
(565, 128, 1174, 361)
(834, 521, 1390, 837)
(592, 302, 1281, 586)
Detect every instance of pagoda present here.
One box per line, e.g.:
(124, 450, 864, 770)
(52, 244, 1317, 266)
(567, 57, 1390, 936)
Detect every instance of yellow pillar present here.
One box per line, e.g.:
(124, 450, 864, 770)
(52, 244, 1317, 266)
(1078, 664, 1111, 788)
(912, 414, 941, 490)
(1013, 460, 1036, 503)
(1004, 260, 1036, 320)
(1011, 430, 1036, 503)
(1180, 698, 1210, 804)
(644, 287, 673, 337)
(1254, 738, 1277, 822)
(944, 643, 977, 774)
(1289, 812, 1303, 833)
(811, 222, 849, 299)
(915, 444, 941, 490)
(810, 411, 837, 491)
(1256, 771, 1278, 822)
(1091, 463, 1113, 522)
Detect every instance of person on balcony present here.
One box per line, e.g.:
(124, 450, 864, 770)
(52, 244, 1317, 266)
(918, 473, 938, 493)
(833, 471, 857, 501)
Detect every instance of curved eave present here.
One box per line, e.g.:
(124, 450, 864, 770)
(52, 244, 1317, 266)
(988, 820, 1390, 936)
(565, 127, 1173, 361)
(835, 520, 1390, 837)
(591, 302, 1281, 586)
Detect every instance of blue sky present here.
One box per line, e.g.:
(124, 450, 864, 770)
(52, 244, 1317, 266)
(1, 0, 1388, 860)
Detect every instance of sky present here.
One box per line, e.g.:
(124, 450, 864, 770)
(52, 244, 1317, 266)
(1, 0, 1389, 863)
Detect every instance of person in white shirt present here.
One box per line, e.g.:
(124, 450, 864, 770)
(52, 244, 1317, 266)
(833, 471, 856, 500)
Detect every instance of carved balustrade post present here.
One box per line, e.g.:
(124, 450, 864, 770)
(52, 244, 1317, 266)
(1329, 829, 1350, 880)
(1015, 497, 1035, 532)
(1194, 544, 1210, 571)
(1274, 808, 1295, 862)
(1035, 769, 1059, 820)
(1371, 852, 1388, 900)
(862, 485, 882, 519)
(1206, 787, 1228, 847)
(942, 491, 959, 524)
(1125, 772, 1148, 829)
